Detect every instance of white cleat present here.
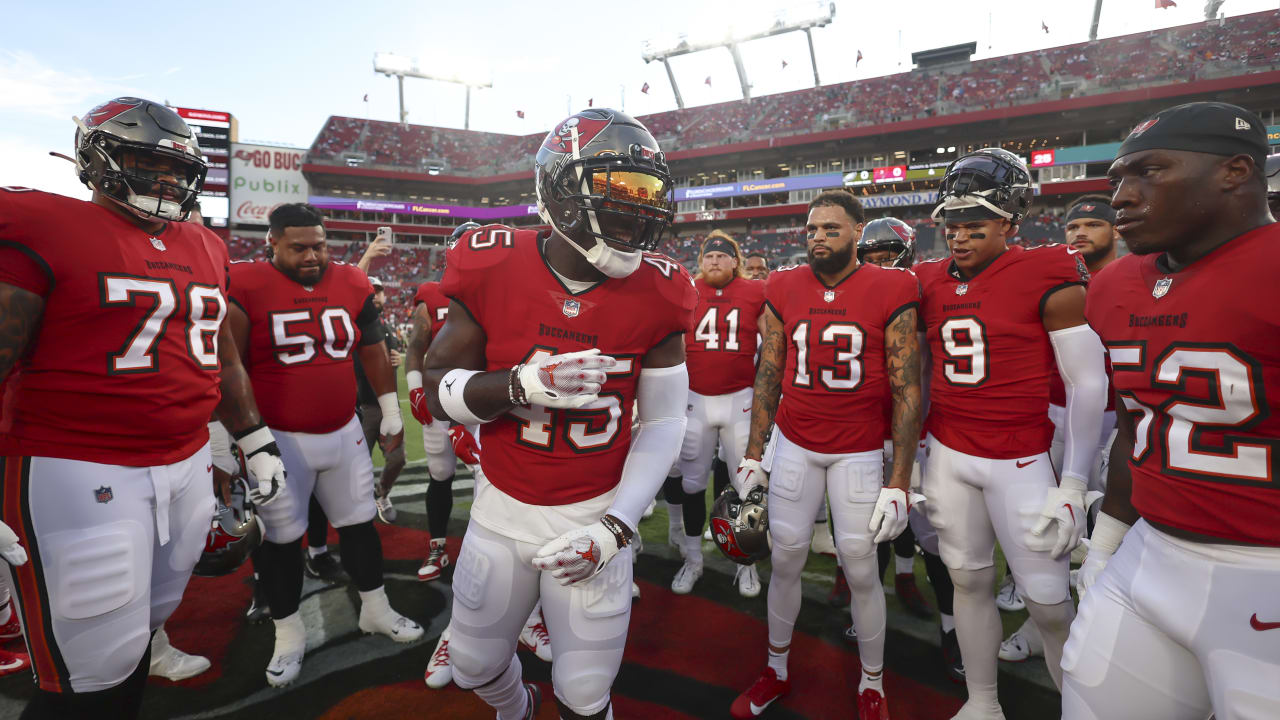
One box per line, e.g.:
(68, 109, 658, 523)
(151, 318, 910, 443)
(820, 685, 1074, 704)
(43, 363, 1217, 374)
(374, 490, 397, 524)
(702, 526, 712, 541)
(632, 581, 641, 599)
(359, 609, 424, 643)
(994, 574, 1025, 612)
(519, 608, 553, 663)
(810, 521, 836, 556)
(265, 648, 303, 688)
(735, 564, 761, 598)
(424, 628, 452, 689)
(149, 646, 211, 681)
(998, 620, 1043, 662)
(643, 499, 655, 519)
(671, 561, 703, 595)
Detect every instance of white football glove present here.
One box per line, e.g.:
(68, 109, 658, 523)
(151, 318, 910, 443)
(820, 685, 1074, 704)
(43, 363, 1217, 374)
(517, 348, 615, 409)
(234, 425, 287, 506)
(869, 487, 927, 544)
(1075, 511, 1132, 599)
(1028, 475, 1088, 559)
(735, 457, 768, 495)
(532, 521, 622, 586)
(0, 521, 27, 566)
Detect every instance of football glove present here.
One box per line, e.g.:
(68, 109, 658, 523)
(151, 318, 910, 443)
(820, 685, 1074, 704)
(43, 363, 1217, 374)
(1075, 512, 1132, 599)
(517, 348, 615, 409)
(735, 457, 768, 495)
(406, 371, 432, 425)
(532, 521, 622, 586)
(234, 424, 287, 506)
(869, 487, 927, 544)
(1028, 475, 1088, 559)
(0, 521, 27, 566)
(448, 425, 480, 466)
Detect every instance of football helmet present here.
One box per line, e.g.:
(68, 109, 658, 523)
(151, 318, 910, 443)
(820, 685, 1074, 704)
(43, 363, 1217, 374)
(193, 481, 263, 577)
(857, 217, 916, 268)
(534, 109, 673, 265)
(931, 147, 1032, 224)
(1266, 153, 1280, 214)
(449, 221, 482, 248)
(710, 485, 771, 565)
(73, 97, 207, 222)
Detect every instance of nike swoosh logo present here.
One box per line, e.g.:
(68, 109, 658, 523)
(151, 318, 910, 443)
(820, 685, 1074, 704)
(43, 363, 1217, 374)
(0, 658, 24, 671)
(1251, 613, 1280, 631)
(266, 668, 284, 676)
(206, 464, 213, 473)
(749, 697, 780, 715)
(1016, 459, 1036, 468)
(356, 438, 364, 445)
(742, 407, 751, 413)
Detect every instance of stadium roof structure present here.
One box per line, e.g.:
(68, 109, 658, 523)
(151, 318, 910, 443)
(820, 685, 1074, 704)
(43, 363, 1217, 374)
(912, 42, 978, 69)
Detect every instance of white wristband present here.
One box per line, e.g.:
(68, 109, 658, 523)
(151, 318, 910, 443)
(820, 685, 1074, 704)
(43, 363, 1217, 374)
(235, 425, 274, 456)
(406, 370, 423, 392)
(438, 368, 485, 425)
(1089, 512, 1132, 555)
(377, 392, 401, 420)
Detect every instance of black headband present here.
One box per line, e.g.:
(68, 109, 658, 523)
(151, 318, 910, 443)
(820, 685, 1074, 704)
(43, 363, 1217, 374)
(1117, 102, 1268, 169)
(703, 236, 736, 258)
(1065, 202, 1116, 225)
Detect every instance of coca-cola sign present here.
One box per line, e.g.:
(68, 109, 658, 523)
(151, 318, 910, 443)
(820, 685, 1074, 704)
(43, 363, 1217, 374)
(230, 142, 309, 226)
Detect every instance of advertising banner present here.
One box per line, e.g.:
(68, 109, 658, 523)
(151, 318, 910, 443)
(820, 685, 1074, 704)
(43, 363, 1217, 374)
(231, 143, 310, 226)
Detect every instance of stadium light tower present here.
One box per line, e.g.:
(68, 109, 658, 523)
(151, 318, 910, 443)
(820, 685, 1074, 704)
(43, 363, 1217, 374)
(373, 52, 493, 129)
(642, 1, 836, 108)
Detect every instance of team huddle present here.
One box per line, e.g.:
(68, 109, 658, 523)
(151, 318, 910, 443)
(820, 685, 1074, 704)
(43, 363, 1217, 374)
(0, 96, 1276, 720)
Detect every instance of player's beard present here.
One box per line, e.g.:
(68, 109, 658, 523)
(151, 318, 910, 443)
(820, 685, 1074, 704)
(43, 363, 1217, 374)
(287, 261, 327, 286)
(1079, 240, 1113, 266)
(703, 265, 734, 288)
(808, 242, 853, 275)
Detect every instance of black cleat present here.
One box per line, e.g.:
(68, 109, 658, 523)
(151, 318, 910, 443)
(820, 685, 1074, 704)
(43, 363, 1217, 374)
(304, 550, 350, 585)
(246, 581, 271, 624)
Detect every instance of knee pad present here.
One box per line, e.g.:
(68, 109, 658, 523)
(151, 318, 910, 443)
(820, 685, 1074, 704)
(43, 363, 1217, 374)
(554, 694, 611, 720)
(449, 636, 513, 689)
(768, 518, 811, 553)
(680, 472, 708, 496)
(426, 453, 456, 483)
(552, 660, 613, 718)
(835, 531, 875, 562)
(1024, 598, 1075, 635)
(949, 565, 996, 596)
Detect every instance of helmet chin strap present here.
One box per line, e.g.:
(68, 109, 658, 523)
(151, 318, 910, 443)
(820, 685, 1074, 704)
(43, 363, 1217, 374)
(930, 190, 1015, 222)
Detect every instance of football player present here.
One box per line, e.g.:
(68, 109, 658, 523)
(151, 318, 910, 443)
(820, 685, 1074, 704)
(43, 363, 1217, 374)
(999, 194, 1122, 662)
(745, 251, 771, 281)
(916, 148, 1107, 720)
(422, 109, 695, 720)
(1266, 153, 1280, 216)
(857, 218, 963, 682)
(226, 203, 421, 687)
(1063, 102, 1280, 720)
(0, 97, 287, 719)
(732, 190, 924, 720)
(361, 275, 407, 524)
(670, 231, 766, 597)
(407, 221, 479, 582)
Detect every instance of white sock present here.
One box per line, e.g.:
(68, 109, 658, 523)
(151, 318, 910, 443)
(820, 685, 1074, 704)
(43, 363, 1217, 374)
(684, 535, 703, 566)
(941, 613, 955, 634)
(273, 613, 306, 654)
(767, 648, 789, 681)
(359, 585, 391, 619)
(666, 502, 684, 536)
(150, 626, 171, 656)
(308, 544, 327, 558)
(0, 603, 12, 626)
(859, 667, 883, 692)
(895, 555, 914, 575)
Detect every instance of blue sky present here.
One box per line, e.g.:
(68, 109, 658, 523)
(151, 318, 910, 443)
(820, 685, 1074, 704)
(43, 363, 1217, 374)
(2, 0, 1273, 198)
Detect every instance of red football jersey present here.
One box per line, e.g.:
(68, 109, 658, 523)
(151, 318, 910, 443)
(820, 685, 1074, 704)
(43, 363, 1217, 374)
(685, 275, 765, 396)
(413, 281, 450, 337)
(917, 244, 1090, 459)
(230, 260, 377, 434)
(0, 189, 228, 465)
(441, 225, 696, 506)
(765, 263, 920, 454)
(1086, 223, 1280, 545)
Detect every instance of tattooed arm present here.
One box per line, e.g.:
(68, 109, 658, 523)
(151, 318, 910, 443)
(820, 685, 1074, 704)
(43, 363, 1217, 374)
(884, 306, 923, 491)
(0, 282, 43, 382)
(744, 305, 785, 460)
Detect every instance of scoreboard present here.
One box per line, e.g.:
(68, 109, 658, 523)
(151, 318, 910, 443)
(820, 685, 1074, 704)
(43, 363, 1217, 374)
(172, 106, 234, 228)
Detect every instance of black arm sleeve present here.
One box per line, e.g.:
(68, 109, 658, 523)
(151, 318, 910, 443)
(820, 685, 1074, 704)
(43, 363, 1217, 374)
(356, 294, 384, 346)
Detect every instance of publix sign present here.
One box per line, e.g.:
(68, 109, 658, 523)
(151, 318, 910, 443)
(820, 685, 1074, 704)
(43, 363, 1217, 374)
(229, 143, 310, 226)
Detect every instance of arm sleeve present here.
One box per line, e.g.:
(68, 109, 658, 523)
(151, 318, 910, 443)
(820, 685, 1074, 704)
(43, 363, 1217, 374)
(1049, 323, 1108, 485)
(355, 294, 384, 346)
(605, 364, 689, 533)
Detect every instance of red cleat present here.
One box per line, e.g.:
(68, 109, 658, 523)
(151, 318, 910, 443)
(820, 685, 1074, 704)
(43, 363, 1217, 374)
(894, 572, 934, 619)
(0, 649, 29, 677)
(730, 667, 791, 718)
(0, 606, 21, 640)
(858, 687, 890, 720)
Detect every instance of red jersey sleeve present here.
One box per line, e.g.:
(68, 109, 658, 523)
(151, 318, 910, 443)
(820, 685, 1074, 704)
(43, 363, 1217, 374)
(0, 190, 54, 296)
(440, 225, 513, 327)
(881, 268, 922, 325)
(763, 266, 792, 321)
(1032, 244, 1091, 310)
(660, 259, 698, 340)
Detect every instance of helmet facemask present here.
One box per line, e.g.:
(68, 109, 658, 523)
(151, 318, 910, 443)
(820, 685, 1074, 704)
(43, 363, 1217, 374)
(74, 118, 207, 223)
(931, 150, 1031, 224)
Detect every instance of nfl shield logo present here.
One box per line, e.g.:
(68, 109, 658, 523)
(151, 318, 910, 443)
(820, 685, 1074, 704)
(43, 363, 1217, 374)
(562, 299, 580, 318)
(823, 290, 835, 303)
(1152, 277, 1173, 299)
(94, 486, 113, 504)
(149, 236, 166, 251)
(955, 283, 969, 296)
